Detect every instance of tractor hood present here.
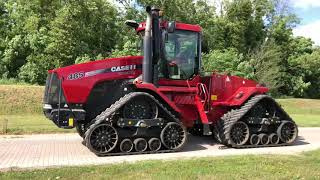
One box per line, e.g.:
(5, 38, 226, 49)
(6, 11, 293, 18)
(48, 56, 143, 103)
(50, 56, 143, 79)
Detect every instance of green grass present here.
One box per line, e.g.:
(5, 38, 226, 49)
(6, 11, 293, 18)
(0, 85, 73, 134)
(0, 78, 30, 85)
(0, 115, 71, 134)
(277, 98, 320, 127)
(0, 84, 319, 134)
(1, 149, 320, 179)
(0, 85, 44, 115)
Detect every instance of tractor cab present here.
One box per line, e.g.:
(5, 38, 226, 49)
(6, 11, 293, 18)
(127, 8, 202, 86)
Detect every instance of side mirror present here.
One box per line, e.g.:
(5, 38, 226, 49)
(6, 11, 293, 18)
(168, 21, 176, 33)
(125, 20, 139, 29)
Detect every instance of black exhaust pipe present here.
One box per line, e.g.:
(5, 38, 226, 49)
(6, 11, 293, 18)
(142, 6, 161, 84)
(142, 6, 153, 83)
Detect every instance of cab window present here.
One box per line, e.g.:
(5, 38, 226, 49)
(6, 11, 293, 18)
(164, 30, 198, 80)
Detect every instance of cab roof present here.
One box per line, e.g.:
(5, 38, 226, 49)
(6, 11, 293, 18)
(136, 21, 202, 33)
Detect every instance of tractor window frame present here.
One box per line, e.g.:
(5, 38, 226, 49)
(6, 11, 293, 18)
(162, 30, 200, 80)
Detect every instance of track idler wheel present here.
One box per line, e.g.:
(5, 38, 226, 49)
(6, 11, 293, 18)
(269, 133, 280, 144)
(86, 123, 118, 155)
(120, 139, 133, 152)
(249, 134, 260, 145)
(161, 122, 187, 150)
(277, 121, 298, 144)
(134, 138, 148, 152)
(259, 133, 269, 145)
(148, 138, 161, 152)
(229, 121, 250, 146)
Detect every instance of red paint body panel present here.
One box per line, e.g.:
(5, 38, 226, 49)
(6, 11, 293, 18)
(51, 56, 143, 103)
(136, 21, 202, 33)
(158, 75, 201, 87)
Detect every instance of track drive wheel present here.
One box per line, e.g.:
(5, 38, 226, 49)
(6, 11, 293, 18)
(277, 121, 298, 144)
(161, 122, 187, 150)
(229, 121, 250, 146)
(85, 123, 118, 155)
(123, 96, 158, 119)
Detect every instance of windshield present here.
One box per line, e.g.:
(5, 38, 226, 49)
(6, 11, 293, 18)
(139, 29, 199, 80)
(163, 30, 199, 79)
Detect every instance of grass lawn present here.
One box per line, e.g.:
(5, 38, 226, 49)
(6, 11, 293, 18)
(0, 84, 319, 134)
(0, 85, 74, 134)
(277, 98, 320, 127)
(1, 149, 320, 179)
(0, 115, 72, 134)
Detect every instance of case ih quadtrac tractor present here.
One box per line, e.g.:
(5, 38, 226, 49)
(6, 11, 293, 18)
(43, 7, 298, 156)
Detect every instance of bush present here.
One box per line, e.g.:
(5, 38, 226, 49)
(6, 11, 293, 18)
(202, 48, 254, 79)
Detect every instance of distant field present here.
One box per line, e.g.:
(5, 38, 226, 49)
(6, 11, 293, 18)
(0, 85, 72, 134)
(0, 85, 319, 134)
(277, 98, 320, 127)
(1, 149, 320, 179)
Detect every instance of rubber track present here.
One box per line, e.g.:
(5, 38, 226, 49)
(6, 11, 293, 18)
(217, 94, 297, 148)
(84, 92, 185, 156)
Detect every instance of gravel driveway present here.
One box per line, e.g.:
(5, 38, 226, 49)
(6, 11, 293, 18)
(0, 127, 319, 171)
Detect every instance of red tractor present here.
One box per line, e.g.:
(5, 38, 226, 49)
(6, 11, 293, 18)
(43, 7, 298, 156)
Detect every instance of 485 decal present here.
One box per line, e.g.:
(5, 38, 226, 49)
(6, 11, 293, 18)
(67, 72, 84, 80)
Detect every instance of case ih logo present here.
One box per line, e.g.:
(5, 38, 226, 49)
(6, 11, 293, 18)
(111, 65, 136, 72)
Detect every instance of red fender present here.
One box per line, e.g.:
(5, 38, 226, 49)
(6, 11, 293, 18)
(212, 87, 268, 107)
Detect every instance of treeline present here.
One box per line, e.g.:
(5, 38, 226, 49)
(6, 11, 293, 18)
(0, 0, 319, 98)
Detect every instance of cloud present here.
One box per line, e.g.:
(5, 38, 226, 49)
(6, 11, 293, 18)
(293, 20, 320, 45)
(292, 0, 320, 9)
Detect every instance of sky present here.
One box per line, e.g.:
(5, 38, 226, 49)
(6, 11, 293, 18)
(291, 0, 320, 45)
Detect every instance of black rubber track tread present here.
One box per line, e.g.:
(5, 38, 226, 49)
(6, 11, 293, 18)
(84, 92, 186, 156)
(216, 94, 298, 148)
(218, 143, 291, 149)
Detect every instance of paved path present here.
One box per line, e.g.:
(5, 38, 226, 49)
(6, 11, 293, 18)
(0, 128, 319, 171)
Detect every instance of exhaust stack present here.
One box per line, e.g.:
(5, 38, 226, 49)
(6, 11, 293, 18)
(142, 6, 153, 83)
(142, 6, 161, 83)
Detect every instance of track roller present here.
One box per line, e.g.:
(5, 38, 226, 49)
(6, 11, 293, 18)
(269, 133, 279, 144)
(148, 138, 161, 151)
(249, 134, 260, 145)
(161, 122, 187, 150)
(277, 121, 298, 144)
(259, 133, 269, 145)
(134, 138, 148, 152)
(120, 139, 133, 152)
